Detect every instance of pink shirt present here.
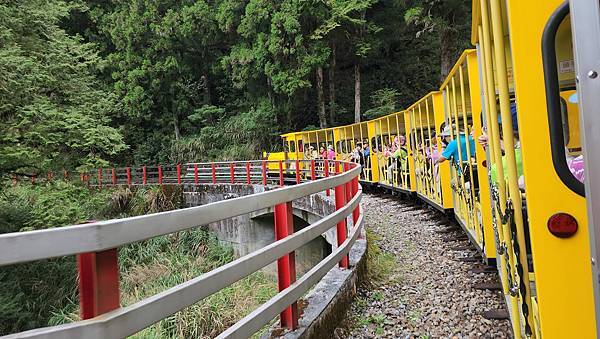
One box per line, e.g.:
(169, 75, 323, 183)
(327, 150, 336, 160)
(569, 155, 584, 182)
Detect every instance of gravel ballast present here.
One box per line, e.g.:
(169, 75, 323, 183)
(336, 193, 512, 338)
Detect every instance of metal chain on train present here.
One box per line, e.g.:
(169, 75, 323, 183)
(508, 202, 533, 337)
(451, 161, 475, 211)
(490, 185, 532, 337)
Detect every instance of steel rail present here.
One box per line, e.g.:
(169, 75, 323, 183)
(0, 163, 361, 266)
(2, 188, 362, 339)
(218, 209, 364, 339)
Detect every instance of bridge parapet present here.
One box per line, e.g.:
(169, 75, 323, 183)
(0, 159, 363, 339)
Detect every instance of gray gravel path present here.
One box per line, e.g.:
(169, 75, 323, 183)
(336, 193, 512, 338)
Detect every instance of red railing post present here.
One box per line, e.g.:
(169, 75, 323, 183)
(311, 160, 316, 181)
(176, 164, 182, 185)
(32, 175, 36, 185)
(324, 160, 330, 196)
(97, 168, 102, 189)
(279, 160, 284, 186)
(77, 248, 120, 319)
(126, 167, 131, 186)
(274, 201, 299, 329)
(194, 164, 199, 184)
(335, 163, 349, 268)
(211, 163, 217, 184)
(295, 160, 300, 184)
(142, 166, 147, 185)
(230, 163, 235, 184)
(158, 165, 163, 185)
(262, 160, 267, 186)
(112, 168, 117, 186)
(246, 162, 251, 184)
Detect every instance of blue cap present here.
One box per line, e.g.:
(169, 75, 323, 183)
(497, 101, 518, 131)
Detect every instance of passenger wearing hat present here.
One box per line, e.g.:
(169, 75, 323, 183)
(435, 125, 476, 166)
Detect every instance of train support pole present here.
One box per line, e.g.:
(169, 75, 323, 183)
(194, 164, 199, 184)
(142, 166, 147, 185)
(295, 160, 300, 184)
(77, 248, 120, 319)
(176, 164, 182, 185)
(273, 201, 299, 329)
(262, 161, 267, 185)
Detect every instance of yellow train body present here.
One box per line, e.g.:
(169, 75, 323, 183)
(266, 1, 598, 337)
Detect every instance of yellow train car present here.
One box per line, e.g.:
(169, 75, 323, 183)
(370, 112, 412, 193)
(439, 50, 496, 262)
(406, 92, 453, 212)
(473, 0, 595, 337)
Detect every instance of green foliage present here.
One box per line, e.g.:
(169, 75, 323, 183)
(363, 88, 400, 120)
(0, 0, 126, 178)
(0, 182, 110, 334)
(404, 0, 472, 78)
(170, 98, 279, 162)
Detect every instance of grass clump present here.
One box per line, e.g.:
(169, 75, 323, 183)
(365, 230, 398, 284)
(52, 228, 277, 338)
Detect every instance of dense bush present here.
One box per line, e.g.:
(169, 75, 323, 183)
(0, 182, 111, 334)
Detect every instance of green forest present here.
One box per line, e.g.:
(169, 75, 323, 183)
(1, 0, 470, 179)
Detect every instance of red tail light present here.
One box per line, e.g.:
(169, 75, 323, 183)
(547, 213, 578, 238)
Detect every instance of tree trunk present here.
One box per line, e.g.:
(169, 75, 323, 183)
(171, 86, 180, 140)
(329, 42, 336, 126)
(201, 74, 211, 105)
(440, 27, 455, 82)
(354, 62, 361, 123)
(316, 67, 328, 128)
(173, 112, 181, 140)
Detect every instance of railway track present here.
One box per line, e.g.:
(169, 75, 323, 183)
(337, 193, 511, 338)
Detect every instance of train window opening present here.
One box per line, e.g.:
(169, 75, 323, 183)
(289, 141, 296, 153)
(542, 6, 585, 193)
(283, 139, 289, 152)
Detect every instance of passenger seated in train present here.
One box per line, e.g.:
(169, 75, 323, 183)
(319, 146, 326, 159)
(387, 135, 408, 185)
(425, 132, 440, 182)
(479, 102, 525, 190)
(435, 125, 478, 188)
